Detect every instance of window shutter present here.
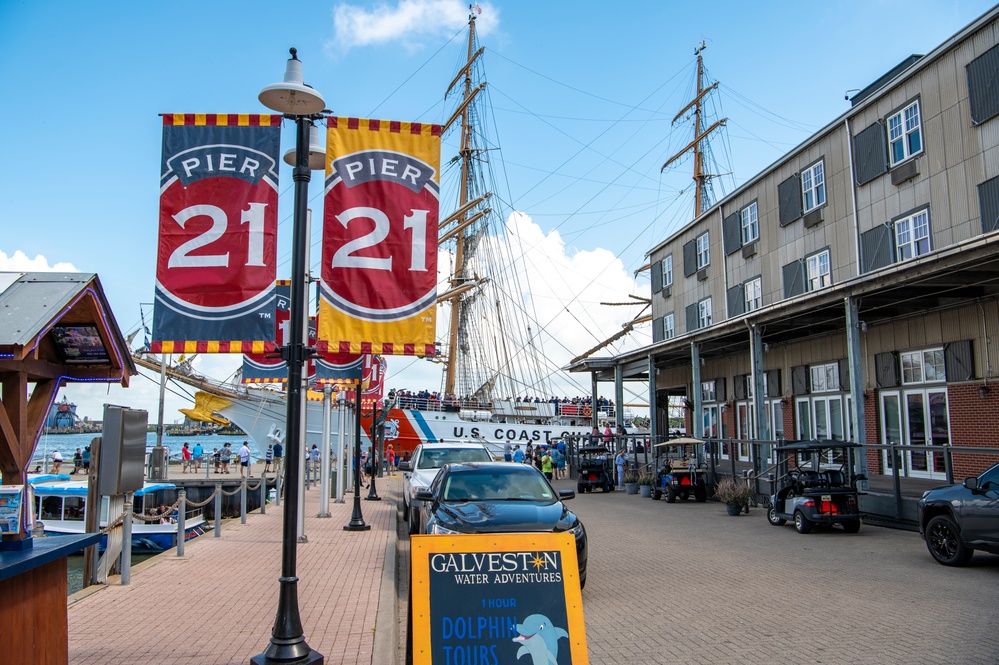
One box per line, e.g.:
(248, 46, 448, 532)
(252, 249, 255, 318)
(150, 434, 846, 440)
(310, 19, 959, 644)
(766, 369, 782, 398)
(782, 259, 805, 298)
(875, 352, 900, 388)
(967, 43, 999, 125)
(944, 340, 974, 382)
(727, 283, 745, 318)
(685, 302, 699, 332)
(716, 377, 727, 402)
(838, 358, 850, 391)
(652, 316, 664, 343)
(723, 212, 742, 255)
(860, 223, 895, 272)
(853, 122, 889, 185)
(651, 260, 663, 294)
(734, 375, 746, 400)
(683, 240, 697, 277)
(978, 175, 999, 234)
(778, 175, 802, 226)
(791, 365, 809, 395)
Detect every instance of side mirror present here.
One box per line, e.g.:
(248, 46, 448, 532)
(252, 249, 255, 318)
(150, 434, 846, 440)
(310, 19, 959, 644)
(558, 489, 575, 501)
(398, 462, 412, 472)
(963, 476, 980, 492)
(415, 490, 435, 502)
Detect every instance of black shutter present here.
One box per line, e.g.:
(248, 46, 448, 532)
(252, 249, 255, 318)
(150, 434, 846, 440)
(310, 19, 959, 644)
(734, 375, 746, 400)
(967, 43, 999, 125)
(651, 260, 663, 294)
(875, 352, 900, 388)
(652, 316, 664, 343)
(944, 340, 974, 382)
(778, 175, 802, 227)
(683, 240, 697, 277)
(685, 302, 699, 332)
(860, 223, 896, 273)
(723, 212, 742, 255)
(791, 365, 810, 395)
(782, 259, 805, 298)
(978, 175, 999, 234)
(716, 377, 727, 402)
(838, 358, 850, 391)
(766, 369, 782, 398)
(853, 122, 889, 186)
(727, 283, 745, 318)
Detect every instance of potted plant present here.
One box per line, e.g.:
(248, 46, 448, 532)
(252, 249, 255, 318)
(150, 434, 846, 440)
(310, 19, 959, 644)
(623, 469, 640, 495)
(714, 476, 751, 515)
(638, 471, 656, 498)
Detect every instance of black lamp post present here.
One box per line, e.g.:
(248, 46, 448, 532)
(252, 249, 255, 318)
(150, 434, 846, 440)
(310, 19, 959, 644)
(365, 389, 396, 501)
(251, 48, 325, 665)
(344, 384, 370, 530)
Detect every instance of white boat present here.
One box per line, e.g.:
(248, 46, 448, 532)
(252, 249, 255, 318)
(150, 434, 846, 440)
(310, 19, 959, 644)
(30, 479, 206, 553)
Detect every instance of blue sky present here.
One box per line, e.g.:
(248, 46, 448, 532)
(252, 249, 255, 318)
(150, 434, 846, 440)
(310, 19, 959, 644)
(1, 0, 995, 421)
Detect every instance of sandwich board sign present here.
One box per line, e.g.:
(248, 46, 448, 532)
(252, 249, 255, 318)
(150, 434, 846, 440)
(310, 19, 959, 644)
(410, 532, 588, 664)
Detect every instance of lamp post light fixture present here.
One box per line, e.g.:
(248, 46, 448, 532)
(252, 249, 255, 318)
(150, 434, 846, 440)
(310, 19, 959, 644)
(251, 47, 325, 665)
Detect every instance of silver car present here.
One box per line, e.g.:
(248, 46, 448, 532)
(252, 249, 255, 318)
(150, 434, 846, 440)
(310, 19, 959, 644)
(399, 442, 492, 534)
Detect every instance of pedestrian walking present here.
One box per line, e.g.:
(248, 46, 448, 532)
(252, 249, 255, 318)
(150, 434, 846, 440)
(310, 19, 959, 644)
(181, 442, 192, 473)
(272, 442, 283, 474)
(81, 446, 90, 474)
(212, 448, 221, 473)
(51, 449, 63, 474)
(503, 441, 512, 462)
(541, 449, 554, 481)
(238, 441, 252, 477)
(615, 448, 627, 490)
(513, 445, 524, 464)
(192, 442, 204, 472)
(72, 448, 82, 474)
(220, 443, 232, 474)
(386, 444, 396, 472)
(264, 444, 273, 474)
(309, 445, 320, 475)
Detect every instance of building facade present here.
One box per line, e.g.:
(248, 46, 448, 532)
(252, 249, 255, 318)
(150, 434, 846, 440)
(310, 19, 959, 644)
(623, 7, 999, 481)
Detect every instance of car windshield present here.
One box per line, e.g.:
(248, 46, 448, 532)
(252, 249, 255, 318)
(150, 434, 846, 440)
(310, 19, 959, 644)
(441, 469, 556, 503)
(417, 448, 490, 470)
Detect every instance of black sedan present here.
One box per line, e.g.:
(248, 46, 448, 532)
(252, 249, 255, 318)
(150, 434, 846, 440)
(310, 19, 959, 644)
(415, 462, 587, 588)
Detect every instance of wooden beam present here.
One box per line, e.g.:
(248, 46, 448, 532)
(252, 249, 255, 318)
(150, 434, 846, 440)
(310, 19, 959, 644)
(0, 373, 27, 484)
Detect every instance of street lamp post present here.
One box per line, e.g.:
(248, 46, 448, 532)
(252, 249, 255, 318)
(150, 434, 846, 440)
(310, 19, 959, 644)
(252, 48, 325, 665)
(344, 384, 370, 530)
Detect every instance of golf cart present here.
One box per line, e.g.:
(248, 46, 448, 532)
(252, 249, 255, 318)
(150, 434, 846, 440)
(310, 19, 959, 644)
(576, 445, 614, 493)
(767, 440, 866, 534)
(652, 438, 708, 503)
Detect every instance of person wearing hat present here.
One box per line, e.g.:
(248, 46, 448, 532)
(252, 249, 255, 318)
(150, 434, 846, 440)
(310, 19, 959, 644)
(238, 441, 252, 478)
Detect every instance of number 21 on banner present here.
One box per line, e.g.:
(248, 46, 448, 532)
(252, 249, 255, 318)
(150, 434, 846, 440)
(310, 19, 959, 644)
(168, 203, 269, 268)
(331, 207, 429, 272)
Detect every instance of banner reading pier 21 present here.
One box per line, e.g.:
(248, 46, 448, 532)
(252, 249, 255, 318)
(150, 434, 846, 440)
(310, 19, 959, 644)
(411, 533, 588, 665)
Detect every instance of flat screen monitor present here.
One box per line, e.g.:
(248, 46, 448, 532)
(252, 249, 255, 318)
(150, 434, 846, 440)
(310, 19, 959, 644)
(51, 325, 111, 364)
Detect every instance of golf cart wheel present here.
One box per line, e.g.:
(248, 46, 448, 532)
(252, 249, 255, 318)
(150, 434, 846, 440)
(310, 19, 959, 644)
(678, 488, 690, 501)
(842, 519, 861, 533)
(577, 482, 585, 494)
(651, 488, 662, 500)
(767, 506, 786, 526)
(926, 515, 973, 566)
(605, 482, 614, 492)
(693, 485, 707, 503)
(665, 486, 677, 503)
(793, 510, 813, 534)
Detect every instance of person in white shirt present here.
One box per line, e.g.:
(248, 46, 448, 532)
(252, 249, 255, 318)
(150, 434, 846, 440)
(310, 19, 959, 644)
(52, 450, 63, 474)
(237, 441, 252, 478)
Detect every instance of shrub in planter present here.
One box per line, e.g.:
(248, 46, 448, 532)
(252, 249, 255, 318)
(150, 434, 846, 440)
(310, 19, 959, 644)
(623, 469, 640, 494)
(714, 476, 751, 514)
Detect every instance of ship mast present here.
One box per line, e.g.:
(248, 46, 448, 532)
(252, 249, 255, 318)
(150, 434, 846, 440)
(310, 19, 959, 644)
(662, 42, 726, 217)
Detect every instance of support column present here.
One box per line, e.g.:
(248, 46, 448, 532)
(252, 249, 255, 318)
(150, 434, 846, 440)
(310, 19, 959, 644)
(647, 355, 658, 445)
(614, 365, 624, 433)
(749, 324, 768, 441)
(691, 342, 702, 438)
(845, 296, 869, 483)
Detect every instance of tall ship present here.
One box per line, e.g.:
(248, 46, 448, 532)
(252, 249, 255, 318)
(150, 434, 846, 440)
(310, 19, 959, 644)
(136, 9, 642, 457)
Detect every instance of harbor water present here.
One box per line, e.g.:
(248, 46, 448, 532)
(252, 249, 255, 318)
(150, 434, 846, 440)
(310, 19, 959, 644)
(31, 431, 266, 470)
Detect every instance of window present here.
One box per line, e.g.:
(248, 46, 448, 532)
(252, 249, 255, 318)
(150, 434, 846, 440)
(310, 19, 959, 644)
(895, 210, 931, 261)
(696, 232, 710, 269)
(744, 277, 762, 312)
(810, 362, 840, 393)
(888, 100, 922, 166)
(801, 160, 826, 212)
(740, 202, 759, 245)
(701, 380, 717, 403)
(698, 297, 712, 328)
(663, 313, 674, 340)
(806, 250, 831, 291)
(662, 255, 673, 288)
(901, 348, 945, 385)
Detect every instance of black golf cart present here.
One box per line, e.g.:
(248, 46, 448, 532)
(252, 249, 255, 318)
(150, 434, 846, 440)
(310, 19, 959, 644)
(652, 438, 708, 503)
(767, 440, 867, 534)
(576, 445, 615, 493)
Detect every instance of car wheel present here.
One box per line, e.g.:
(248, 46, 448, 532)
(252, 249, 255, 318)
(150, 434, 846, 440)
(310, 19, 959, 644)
(402, 498, 410, 522)
(925, 515, 973, 566)
(665, 486, 677, 503)
(794, 510, 813, 534)
(408, 510, 420, 535)
(842, 519, 861, 533)
(579, 571, 586, 590)
(767, 506, 786, 526)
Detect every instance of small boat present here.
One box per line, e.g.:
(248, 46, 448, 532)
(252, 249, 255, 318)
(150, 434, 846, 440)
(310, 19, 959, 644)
(29, 479, 206, 553)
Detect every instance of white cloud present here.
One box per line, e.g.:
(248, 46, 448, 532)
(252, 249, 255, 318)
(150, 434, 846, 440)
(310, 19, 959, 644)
(329, 0, 498, 54)
(0, 250, 77, 272)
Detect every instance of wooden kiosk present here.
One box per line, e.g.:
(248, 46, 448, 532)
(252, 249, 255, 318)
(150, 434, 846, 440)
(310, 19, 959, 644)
(0, 272, 135, 664)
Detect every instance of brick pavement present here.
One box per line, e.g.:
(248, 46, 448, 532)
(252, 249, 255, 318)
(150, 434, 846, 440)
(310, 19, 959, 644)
(67, 475, 400, 665)
(545, 479, 999, 665)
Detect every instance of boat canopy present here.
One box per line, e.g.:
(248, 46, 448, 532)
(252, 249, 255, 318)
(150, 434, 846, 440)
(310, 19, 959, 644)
(32, 481, 176, 497)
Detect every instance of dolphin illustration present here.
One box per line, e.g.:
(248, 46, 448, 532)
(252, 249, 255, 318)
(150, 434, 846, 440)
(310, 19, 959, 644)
(513, 613, 568, 665)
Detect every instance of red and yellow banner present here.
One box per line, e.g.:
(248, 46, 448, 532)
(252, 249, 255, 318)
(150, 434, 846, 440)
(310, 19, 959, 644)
(317, 117, 440, 357)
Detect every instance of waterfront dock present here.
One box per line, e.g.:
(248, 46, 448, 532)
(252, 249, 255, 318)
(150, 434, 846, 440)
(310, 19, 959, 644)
(67, 476, 401, 665)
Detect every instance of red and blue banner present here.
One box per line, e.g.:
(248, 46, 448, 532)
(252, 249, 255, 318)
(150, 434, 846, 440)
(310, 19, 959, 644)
(318, 117, 440, 357)
(152, 114, 282, 354)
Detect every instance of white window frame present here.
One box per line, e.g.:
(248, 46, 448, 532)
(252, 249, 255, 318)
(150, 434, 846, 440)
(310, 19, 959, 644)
(696, 232, 710, 269)
(740, 201, 759, 245)
(900, 347, 945, 385)
(894, 210, 931, 261)
(744, 277, 762, 312)
(697, 297, 712, 328)
(801, 160, 826, 213)
(663, 313, 675, 340)
(888, 100, 923, 166)
(806, 250, 831, 291)
(809, 362, 840, 394)
(701, 380, 717, 403)
(662, 254, 673, 288)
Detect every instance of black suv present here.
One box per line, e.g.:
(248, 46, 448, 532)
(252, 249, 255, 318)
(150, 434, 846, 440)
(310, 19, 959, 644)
(917, 462, 999, 566)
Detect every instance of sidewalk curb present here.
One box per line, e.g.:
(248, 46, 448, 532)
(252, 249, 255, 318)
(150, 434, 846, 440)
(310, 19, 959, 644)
(372, 488, 400, 665)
